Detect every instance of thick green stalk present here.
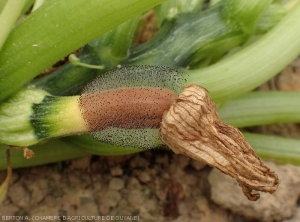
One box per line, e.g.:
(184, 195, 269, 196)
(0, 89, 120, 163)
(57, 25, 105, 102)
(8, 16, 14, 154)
(224, 0, 272, 33)
(0, 0, 166, 102)
(88, 16, 141, 69)
(187, 2, 300, 103)
(244, 133, 300, 165)
(2, 132, 300, 170)
(219, 91, 300, 127)
(0, 140, 89, 170)
(109, 16, 140, 61)
(256, 4, 286, 34)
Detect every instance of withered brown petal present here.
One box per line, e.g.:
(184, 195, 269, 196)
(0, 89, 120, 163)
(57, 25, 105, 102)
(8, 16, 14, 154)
(159, 84, 279, 201)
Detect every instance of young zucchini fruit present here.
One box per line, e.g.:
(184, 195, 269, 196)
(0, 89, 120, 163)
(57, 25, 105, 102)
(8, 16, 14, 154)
(0, 66, 185, 148)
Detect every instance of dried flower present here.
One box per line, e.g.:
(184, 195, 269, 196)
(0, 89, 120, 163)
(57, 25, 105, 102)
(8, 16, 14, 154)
(159, 84, 279, 201)
(23, 147, 35, 159)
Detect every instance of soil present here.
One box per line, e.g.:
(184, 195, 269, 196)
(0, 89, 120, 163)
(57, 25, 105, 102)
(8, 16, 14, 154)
(1, 11, 300, 222)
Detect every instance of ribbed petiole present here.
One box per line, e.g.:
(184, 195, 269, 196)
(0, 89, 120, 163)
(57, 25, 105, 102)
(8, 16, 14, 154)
(219, 91, 300, 127)
(186, 2, 300, 103)
(0, 140, 89, 170)
(224, 0, 272, 34)
(2, 132, 300, 170)
(244, 133, 300, 165)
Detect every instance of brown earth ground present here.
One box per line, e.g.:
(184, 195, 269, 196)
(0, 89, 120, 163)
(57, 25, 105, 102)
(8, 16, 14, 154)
(1, 11, 300, 222)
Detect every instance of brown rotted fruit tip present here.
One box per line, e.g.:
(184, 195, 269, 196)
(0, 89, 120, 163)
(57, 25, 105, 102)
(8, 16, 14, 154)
(160, 84, 279, 201)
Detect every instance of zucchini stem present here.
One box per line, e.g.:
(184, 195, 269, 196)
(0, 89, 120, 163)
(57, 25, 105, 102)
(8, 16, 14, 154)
(244, 133, 300, 165)
(218, 91, 300, 127)
(186, 2, 300, 103)
(69, 54, 105, 70)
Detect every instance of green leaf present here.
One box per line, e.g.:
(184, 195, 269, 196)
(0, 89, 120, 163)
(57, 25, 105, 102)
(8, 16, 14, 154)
(0, 0, 166, 102)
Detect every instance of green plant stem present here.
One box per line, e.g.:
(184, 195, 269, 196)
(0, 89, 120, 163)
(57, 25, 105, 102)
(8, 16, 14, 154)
(69, 54, 105, 70)
(2, 132, 300, 170)
(0, 0, 27, 50)
(186, 2, 300, 103)
(244, 132, 300, 165)
(224, 0, 272, 34)
(109, 16, 140, 61)
(0, 140, 89, 170)
(0, 0, 166, 102)
(219, 91, 300, 127)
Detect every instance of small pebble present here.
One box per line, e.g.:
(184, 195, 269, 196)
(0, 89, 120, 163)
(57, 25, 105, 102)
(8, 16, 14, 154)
(130, 156, 149, 169)
(69, 156, 91, 170)
(127, 190, 144, 207)
(190, 159, 206, 170)
(110, 166, 123, 176)
(137, 171, 151, 183)
(109, 178, 124, 190)
(100, 190, 121, 208)
(174, 155, 190, 168)
(126, 177, 141, 190)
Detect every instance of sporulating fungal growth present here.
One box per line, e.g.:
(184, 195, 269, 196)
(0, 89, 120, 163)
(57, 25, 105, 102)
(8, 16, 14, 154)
(80, 88, 178, 130)
(79, 65, 186, 148)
